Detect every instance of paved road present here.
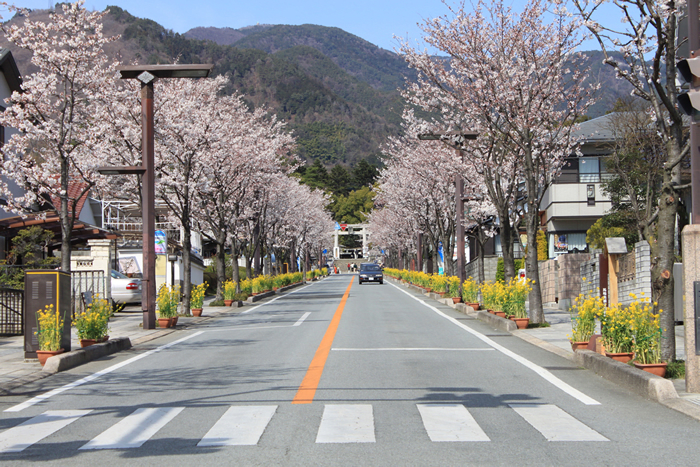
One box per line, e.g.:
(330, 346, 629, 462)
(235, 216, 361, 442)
(1, 275, 699, 465)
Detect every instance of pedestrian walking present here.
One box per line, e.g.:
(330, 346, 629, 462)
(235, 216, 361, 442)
(347, 263, 350, 273)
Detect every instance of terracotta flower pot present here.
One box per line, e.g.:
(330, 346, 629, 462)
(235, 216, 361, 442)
(494, 311, 506, 318)
(171, 316, 178, 326)
(158, 317, 171, 328)
(191, 308, 203, 317)
(633, 362, 667, 377)
(224, 299, 233, 306)
(512, 317, 530, 329)
(36, 349, 64, 366)
(605, 351, 634, 363)
(80, 339, 98, 348)
(452, 297, 462, 304)
(570, 341, 589, 351)
(466, 302, 480, 310)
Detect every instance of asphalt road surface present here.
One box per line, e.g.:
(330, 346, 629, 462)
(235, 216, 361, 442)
(1, 275, 700, 466)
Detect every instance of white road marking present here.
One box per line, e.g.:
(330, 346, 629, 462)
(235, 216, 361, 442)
(240, 282, 315, 314)
(332, 347, 494, 352)
(316, 404, 375, 443)
(198, 405, 277, 446)
(417, 404, 490, 442)
(388, 282, 601, 406)
(0, 410, 91, 453)
(294, 312, 311, 326)
(509, 403, 608, 441)
(201, 325, 293, 332)
(5, 332, 205, 413)
(80, 407, 184, 450)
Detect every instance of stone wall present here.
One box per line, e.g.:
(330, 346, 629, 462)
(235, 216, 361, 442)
(580, 256, 601, 299)
(538, 259, 557, 305)
(557, 253, 592, 309)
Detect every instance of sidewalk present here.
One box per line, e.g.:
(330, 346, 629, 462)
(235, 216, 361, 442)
(0, 298, 242, 394)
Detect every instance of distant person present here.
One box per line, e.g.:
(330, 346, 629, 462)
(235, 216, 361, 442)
(347, 263, 351, 273)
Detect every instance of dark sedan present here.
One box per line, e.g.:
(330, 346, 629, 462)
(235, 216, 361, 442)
(358, 263, 383, 285)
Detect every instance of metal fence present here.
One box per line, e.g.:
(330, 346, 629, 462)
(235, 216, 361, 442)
(71, 270, 107, 315)
(0, 287, 23, 335)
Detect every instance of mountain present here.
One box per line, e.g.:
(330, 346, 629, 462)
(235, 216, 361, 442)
(185, 23, 414, 92)
(0, 7, 637, 168)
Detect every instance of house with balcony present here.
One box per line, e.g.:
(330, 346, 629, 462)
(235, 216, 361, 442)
(540, 114, 616, 259)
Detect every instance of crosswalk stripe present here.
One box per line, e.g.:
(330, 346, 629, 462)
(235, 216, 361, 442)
(80, 407, 184, 450)
(316, 404, 375, 443)
(0, 410, 92, 453)
(417, 404, 490, 442)
(509, 404, 608, 442)
(198, 405, 277, 446)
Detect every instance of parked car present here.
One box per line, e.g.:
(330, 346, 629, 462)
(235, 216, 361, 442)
(111, 269, 142, 304)
(358, 263, 383, 285)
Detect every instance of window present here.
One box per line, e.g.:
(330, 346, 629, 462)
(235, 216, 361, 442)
(557, 156, 610, 183)
(558, 158, 578, 183)
(579, 157, 600, 182)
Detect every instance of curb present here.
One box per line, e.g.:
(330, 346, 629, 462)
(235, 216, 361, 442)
(42, 337, 132, 374)
(474, 310, 517, 332)
(572, 350, 678, 402)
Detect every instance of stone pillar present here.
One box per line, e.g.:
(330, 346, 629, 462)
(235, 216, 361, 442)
(88, 239, 113, 301)
(334, 231, 339, 259)
(682, 225, 700, 392)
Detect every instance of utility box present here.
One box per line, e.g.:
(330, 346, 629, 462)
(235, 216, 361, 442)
(24, 270, 72, 359)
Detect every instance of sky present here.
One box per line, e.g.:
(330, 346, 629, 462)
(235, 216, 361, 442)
(8, 0, 620, 53)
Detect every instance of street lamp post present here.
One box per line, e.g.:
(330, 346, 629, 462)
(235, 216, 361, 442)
(99, 64, 213, 330)
(418, 131, 478, 294)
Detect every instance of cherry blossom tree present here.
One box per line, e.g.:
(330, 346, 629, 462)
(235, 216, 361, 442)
(0, 1, 118, 271)
(194, 94, 295, 300)
(155, 75, 229, 312)
(400, 0, 595, 322)
(571, 0, 685, 363)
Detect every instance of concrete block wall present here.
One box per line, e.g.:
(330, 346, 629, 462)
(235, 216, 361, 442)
(465, 256, 499, 283)
(619, 241, 652, 306)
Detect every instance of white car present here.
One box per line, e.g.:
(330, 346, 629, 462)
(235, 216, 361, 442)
(110, 269, 142, 304)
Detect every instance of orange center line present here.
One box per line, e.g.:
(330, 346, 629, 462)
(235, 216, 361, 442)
(292, 278, 354, 404)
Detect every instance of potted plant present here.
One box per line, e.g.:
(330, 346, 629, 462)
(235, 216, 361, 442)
(190, 281, 207, 317)
(223, 280, 236, 306)
(568, 291, 602, 351)
(447, 276, 461, 303)
(630, 296, 666, 376)
(74, 296, 111, 347)
(157, 284, 180, 327)
(462, 277, 479, 309)
(35, 304, 66, 366)
(504, 278, 531, 328)
(600, 304, 634, 362)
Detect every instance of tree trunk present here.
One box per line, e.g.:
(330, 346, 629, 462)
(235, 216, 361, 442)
(60, 159, 72, 272)
(214, 233, 226, 302)
(497, 205, 516, 282)
(525, 208, 544, 323)
(653, 170, 679, 361)
(477, 232, 486, 284)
